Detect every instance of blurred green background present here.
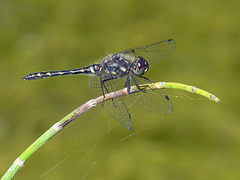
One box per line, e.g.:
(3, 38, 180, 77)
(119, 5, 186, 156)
(0, 0, 239, 179)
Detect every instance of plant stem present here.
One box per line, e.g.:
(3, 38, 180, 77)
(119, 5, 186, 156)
(1, 82, 220, 180)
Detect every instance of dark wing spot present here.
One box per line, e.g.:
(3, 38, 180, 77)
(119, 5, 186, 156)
(167, 39, 173, 42)
(165, 95, 170, 101)
(131, 49, 135, 53)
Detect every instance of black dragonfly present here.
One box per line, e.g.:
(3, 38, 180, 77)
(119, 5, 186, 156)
(23, 39, 176, 130)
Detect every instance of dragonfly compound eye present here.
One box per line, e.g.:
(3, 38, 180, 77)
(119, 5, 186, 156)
(131, 56, 149, 75)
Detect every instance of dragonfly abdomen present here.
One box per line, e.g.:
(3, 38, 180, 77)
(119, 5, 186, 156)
(22, 64, 102, 80)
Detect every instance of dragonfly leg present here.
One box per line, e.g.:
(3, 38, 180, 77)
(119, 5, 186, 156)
(131, 75, 148, 93)
(101, 77, 118, 108)
(100, 76, 109, 106)
(140, 76, 154, 83)
(125, 76, 131, 94)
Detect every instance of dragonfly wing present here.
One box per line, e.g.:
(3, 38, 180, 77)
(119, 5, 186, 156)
(89, 75, 133, 130)
(120, 39, 176, 64)
(127, 75, 173, 115)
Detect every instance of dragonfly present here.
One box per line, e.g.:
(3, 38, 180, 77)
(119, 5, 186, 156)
(23, 39, 176, 131)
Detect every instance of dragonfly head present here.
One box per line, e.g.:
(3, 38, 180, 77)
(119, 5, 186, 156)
(131, 56, 149, 75)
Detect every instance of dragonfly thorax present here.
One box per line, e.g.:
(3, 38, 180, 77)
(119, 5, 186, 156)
(101, 54, 132, 77)
(131, 56, 149, 76)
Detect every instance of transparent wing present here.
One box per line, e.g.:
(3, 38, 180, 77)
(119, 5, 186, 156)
(127, 75, 173, 115)
(89, 75, 133, 130)
(120, 39, 176, 64)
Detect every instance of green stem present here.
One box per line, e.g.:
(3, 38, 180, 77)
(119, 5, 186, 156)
(1, 82, 220, 180)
